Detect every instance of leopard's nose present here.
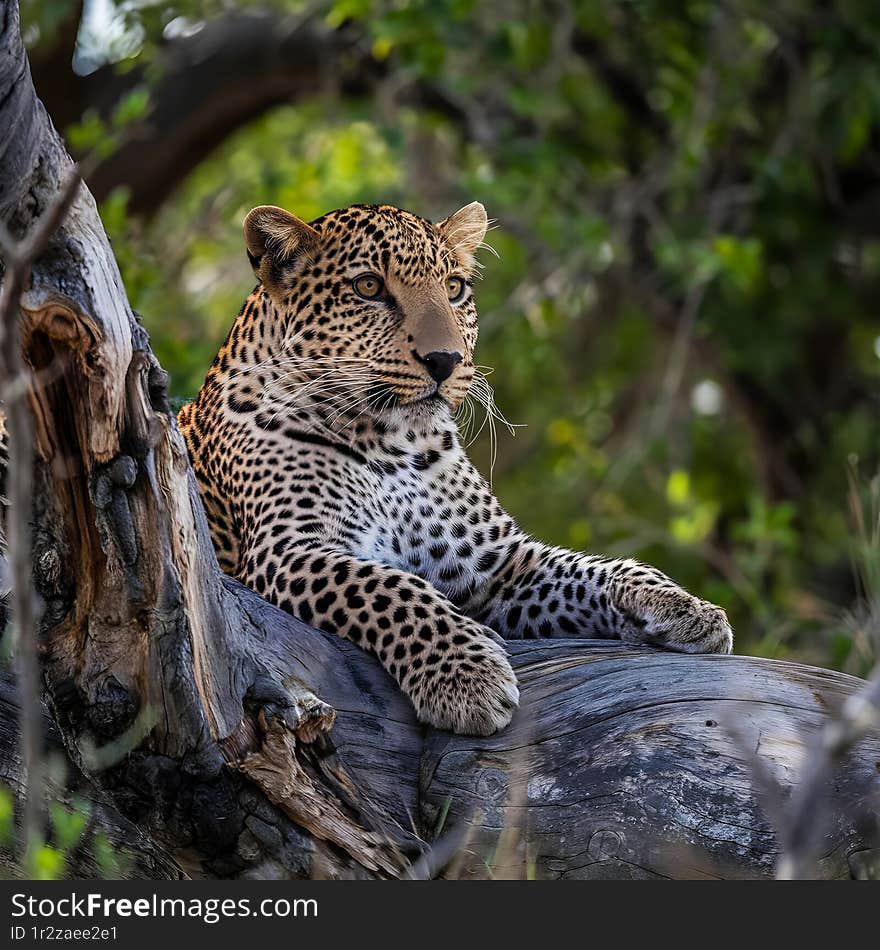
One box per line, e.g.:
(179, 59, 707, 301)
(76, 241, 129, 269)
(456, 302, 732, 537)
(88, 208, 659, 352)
(414, 350, 463, 383)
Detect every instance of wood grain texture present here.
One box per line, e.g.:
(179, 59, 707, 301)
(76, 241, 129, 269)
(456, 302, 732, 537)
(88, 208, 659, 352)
(419, 642, 880, 878)
(0, 671, 183, 879)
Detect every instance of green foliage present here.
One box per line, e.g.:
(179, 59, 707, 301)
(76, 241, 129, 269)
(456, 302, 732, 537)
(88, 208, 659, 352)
(48, 798, 89, 852)
(0, 785, 14, 849)
(24, 0, 880, 672)
(28, 845, 66, 880)
(0, 777, 133, 880)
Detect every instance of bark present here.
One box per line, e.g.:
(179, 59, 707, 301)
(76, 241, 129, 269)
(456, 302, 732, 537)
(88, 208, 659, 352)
(0, 670, 182, 879)
(1, 0, 879, 880)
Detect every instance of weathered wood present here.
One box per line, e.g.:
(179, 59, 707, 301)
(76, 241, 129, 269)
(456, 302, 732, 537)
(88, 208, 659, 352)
(0, 670, 183, 879)
(422, 642, 880, 879)
(3, 622, 879, 878)
(1, 0, 878, 880)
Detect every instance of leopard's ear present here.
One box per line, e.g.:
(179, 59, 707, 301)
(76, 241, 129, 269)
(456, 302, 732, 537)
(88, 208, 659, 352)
(437, 201, 488, 266)
(243, 205, 319, 280)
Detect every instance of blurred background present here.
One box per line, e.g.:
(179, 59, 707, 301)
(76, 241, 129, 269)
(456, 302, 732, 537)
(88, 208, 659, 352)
(20, 0, 880, 672)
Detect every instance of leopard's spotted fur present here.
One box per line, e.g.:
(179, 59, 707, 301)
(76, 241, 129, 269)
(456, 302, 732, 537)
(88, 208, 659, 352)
(178, 201, 733, 735)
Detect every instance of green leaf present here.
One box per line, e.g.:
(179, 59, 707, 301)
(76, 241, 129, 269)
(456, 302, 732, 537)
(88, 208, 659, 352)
(49, 799, 90, 852)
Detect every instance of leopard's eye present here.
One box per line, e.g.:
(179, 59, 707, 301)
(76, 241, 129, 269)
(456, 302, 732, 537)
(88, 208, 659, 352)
(352, 274, 385, 300)
(446, 276, 466, 303)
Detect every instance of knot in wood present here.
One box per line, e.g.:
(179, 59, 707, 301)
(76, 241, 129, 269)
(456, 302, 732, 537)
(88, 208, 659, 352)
(475, 767, 508, 804)
(588, 828, 624, 860)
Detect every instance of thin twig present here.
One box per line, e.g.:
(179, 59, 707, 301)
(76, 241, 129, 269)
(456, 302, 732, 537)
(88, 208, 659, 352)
(0, 165, 81, 870)
(776, 666, 880, 879)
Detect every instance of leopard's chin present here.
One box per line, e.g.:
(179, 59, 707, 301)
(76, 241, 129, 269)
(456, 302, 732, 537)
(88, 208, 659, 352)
(386, 393, 455, 425)
(406, 394, 447, 413)
(397, 388, 446, 408)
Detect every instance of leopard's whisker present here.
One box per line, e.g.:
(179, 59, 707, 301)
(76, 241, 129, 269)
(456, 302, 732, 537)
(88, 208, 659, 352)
(262, 368, 380, 425)
(270, 367, 377, 403)
(322, 378, 385, 429)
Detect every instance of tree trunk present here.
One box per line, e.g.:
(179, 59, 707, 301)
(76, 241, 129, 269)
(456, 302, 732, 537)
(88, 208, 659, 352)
(1, 0, 878, 880)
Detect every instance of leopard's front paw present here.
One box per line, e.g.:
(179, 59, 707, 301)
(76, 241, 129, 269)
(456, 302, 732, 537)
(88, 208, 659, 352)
(405, 631, 519, 736)
(624, 588, 733, 655)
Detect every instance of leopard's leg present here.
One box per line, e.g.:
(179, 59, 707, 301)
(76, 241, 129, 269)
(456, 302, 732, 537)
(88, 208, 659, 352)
(255, 544, 519, 735)
(470, 539, 732, 654)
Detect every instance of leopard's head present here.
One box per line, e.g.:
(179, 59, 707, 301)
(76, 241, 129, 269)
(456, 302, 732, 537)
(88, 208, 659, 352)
(242, 202, 488, 418)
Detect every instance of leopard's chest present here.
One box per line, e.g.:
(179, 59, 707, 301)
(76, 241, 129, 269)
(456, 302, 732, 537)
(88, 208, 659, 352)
(349, 448, 485, 600)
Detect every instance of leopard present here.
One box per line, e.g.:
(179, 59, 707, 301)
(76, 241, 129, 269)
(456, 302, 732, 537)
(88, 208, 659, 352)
(177, 201, 733, 736)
